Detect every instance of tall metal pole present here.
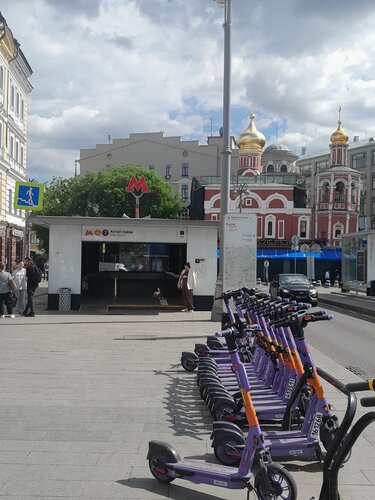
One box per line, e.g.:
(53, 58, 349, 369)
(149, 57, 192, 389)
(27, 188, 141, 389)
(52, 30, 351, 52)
(211, 0, 232, 321)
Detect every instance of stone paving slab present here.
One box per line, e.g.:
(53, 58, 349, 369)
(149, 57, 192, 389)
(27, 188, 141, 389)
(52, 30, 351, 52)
(0, 309, 374, 499)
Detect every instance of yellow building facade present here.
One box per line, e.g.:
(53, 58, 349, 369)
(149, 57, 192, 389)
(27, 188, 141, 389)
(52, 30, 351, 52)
(0, 12, 33, 269)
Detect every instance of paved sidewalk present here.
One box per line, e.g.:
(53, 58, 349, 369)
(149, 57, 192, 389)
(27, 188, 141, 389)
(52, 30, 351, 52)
(0, 307, 374, 499)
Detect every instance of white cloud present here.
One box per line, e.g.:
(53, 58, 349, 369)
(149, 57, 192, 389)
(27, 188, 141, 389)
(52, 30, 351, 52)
(2, 0, 375, 180)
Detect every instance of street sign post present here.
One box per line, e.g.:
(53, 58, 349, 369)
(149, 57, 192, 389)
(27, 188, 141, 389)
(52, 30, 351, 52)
(264, 259, 270, 283)
(291, 235, 300, 273)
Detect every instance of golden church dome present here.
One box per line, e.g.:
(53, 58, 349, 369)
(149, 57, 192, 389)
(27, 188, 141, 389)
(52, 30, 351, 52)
(236, 114, 266, 151)
(330, 108, 349, 145)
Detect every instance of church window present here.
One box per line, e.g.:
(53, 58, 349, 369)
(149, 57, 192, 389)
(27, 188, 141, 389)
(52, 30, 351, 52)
(267, 164, 275, 173)
(267, 221, 273, 236)
(280, 164, 287, 173)
(335, 182, 345, 202)
(321, 182, 329, 203)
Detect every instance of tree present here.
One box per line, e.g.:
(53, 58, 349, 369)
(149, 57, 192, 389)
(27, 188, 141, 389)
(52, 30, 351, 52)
(34, 165, 185, 252)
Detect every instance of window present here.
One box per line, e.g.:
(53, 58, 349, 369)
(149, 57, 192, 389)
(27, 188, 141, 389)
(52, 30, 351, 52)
(335, 181, 345, 202)
(335, 228, 342, 238)
(316, 160, 329, 172)
(267, 164, 275, 173)
(352, 152, 366, 169)
(0, 66, 3, 90)
(244, 198, 252, 207)
(181, 184, 189, 201)
(10, 85, 15, 108)
(321, 182, 329, 203)
(21, 99, 24, 120)
(0, 122, 2, 147)
(182, 163, 189, 177)
(265, 215, 275, 238)
(16, 93, 20, 115)
(15, 140, 19, 163)
(211, 214, 219, 221)
(20, 145, 24, 166)
(372, 197, 375, 216)
(280, 164, 287, 173)
(10, 136, 14, 158)
(165, 165, 171, 178)
(372, 173, 375, 190)
(372, 151, 375, 166)
(300, 164, 311, 174)
(278, 220, 285, 239)
(300, 220, 307, 238)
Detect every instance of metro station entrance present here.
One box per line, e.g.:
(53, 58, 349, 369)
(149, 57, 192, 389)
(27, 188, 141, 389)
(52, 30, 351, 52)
(29, 216, 218, 312)
(81, 241, 186, 301)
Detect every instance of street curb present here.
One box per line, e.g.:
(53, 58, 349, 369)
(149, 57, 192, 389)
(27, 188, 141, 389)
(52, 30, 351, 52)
(319, 297, 375, 319)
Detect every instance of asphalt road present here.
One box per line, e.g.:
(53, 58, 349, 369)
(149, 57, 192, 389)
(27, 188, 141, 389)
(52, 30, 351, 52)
(306, 306, 375, 379)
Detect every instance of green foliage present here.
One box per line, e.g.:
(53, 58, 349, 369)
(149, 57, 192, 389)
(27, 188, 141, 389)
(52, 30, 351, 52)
(33, 165, 185, 252)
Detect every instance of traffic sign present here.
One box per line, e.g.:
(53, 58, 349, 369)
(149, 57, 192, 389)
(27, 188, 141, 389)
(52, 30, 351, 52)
(14, 182, 44, 211)
(310, 243, 322, 254)
(264, 260, 270, 268)
(291, 235, 300, 246)
(300, 243, 310, 254)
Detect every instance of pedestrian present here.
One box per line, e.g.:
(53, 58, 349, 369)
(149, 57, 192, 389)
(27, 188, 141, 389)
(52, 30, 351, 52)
(177, 262, 197, 312)
(36, 256, 45, 280)
(12, 261, 27, 315)
(324, 270, 330, 281)
(44, 262, 49, 281)
(153, 287, 161, 299)
(23, 257, 41, 317)
(0, 262, 15, 319)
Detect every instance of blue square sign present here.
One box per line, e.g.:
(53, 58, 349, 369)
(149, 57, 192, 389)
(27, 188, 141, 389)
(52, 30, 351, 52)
(14, 182, 44, 211)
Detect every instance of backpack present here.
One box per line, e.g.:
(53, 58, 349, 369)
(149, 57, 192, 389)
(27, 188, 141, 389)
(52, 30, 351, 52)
(33, 266, 43, 284)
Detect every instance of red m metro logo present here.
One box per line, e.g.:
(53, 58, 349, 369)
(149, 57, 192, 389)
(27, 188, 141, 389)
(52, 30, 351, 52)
(125, 175, 150, 194)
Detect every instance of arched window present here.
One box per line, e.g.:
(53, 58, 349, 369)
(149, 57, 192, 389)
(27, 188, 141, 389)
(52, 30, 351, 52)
(280, 164, 287, 173)
(265, 215, 276, 238)
(321, 182, 329, 203)
(267, 164, 275, 173)
(335, 181, 345, 202)
(267, 220, 273, 236)
(335, 228, 342, 238)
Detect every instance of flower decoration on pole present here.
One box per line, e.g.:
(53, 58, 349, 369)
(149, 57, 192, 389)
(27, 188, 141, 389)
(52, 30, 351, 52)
(125, 175, 151, 218)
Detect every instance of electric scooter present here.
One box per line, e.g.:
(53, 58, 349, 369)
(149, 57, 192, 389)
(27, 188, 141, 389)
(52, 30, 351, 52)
(148, 325, 297, 499)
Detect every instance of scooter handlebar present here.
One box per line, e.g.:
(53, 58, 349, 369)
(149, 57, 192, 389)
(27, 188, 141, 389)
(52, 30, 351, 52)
(345, 379, 375, 393)
(360, 396, 375, 408)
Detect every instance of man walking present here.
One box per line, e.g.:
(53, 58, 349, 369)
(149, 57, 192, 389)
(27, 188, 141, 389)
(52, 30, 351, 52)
(23, 257, 40, 317)
(12, 261, 27, 315)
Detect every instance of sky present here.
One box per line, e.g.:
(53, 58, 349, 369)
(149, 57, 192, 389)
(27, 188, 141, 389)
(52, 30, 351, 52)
(3, 0, 375, 181)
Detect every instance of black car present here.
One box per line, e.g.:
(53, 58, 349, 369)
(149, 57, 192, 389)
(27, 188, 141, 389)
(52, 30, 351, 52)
(269, 273, 318, 306)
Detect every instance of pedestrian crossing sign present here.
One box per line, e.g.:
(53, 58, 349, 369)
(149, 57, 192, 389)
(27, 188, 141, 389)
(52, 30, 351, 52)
(14, 182, 44, 211)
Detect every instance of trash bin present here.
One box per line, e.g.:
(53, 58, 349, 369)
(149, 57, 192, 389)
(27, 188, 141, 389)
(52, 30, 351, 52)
(59, 288, 71, 311)
(367, 280, 375, 297)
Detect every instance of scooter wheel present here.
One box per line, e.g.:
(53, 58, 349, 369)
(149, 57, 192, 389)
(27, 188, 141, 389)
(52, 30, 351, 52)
(213, 435, 244, 466)
(255, 463, 297, 500)
(149, 456, 175, 483)
(181, 354, 197, 372)
(214, 402, 236, 421)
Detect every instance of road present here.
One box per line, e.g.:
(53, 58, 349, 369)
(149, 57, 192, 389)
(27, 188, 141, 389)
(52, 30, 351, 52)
(305, 306, 375, 379)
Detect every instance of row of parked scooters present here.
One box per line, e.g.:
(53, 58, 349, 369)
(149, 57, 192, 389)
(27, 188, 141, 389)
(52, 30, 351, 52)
(148, 288, 375, 499)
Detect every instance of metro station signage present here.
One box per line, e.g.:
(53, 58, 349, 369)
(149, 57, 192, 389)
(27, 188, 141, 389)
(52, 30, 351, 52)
(125, 175, 150, 194)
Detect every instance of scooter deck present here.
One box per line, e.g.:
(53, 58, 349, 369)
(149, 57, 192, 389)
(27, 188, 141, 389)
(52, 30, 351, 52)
(170, 459, 251, 489)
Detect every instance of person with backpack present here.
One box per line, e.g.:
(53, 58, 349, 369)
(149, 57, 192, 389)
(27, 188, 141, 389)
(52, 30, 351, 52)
(23, 257, 42, 317)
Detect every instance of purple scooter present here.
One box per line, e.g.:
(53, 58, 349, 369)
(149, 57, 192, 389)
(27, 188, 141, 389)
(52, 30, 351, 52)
(148, 325, 297, 499)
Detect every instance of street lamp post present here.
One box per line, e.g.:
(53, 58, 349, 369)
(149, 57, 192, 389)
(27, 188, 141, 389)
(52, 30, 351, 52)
(211, 0, 232, 322)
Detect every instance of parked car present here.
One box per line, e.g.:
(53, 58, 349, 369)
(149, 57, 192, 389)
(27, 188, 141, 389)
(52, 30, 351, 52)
(269, 273, 318, 306)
